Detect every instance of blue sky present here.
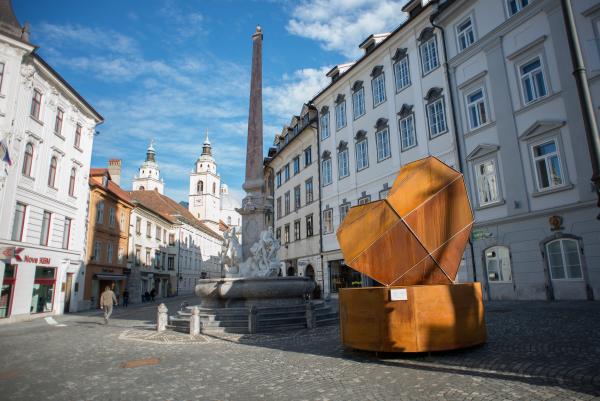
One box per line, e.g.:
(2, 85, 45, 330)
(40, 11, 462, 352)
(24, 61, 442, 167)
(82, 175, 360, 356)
(15, 0, 408, 203)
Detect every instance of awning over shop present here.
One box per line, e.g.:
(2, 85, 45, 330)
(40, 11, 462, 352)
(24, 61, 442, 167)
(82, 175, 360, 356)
(94, 273, 127, 281)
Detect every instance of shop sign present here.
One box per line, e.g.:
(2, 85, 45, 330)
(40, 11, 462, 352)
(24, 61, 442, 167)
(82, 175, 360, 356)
(1, 247, 51, 264)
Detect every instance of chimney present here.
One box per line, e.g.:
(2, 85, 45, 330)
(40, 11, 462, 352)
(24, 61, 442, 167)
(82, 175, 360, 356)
(108, 159, 122, 186)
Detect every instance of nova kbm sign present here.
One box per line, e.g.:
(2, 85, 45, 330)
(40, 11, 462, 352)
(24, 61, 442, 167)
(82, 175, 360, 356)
(1, 247, 51, 264)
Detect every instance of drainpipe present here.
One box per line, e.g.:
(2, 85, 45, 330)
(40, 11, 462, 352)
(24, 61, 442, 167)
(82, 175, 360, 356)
(560, 0, 600, 219)
(312, 107, 327, 298)
(430, 7, 480, 290)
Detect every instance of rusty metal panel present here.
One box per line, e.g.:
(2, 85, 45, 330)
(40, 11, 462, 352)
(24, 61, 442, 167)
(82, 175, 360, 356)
(336, 156, 474, 286)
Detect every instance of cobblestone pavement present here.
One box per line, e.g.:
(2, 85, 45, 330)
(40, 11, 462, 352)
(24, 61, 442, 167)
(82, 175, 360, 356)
(0, 299, 599, 401)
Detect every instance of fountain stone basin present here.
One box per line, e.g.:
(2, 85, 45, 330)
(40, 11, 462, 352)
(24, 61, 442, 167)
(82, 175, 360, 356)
(194, 277, 316, 308)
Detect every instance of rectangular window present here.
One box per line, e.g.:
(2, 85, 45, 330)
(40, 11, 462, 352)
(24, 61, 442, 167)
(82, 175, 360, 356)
(456, 17, 475, 52)
(399, 114, 416, 150)
(294, 186, 301, 210)
(276, 171, 282, 188)
(118, 247, 124, 263)
(136, 217, 141, 235)
(375, 128, 391, 161)
(284, 224, 290, 244)
(93, 241, 101, 262)
(427, 98, 447, 138)
(475, 159, 500, 206)
(284, 191, 290, 215)
(532, 139, 564, 190)
(107, 243, 114, 264)
(11, 203, 26, 241)
(96, 202, 104, 224)
(146, 221, 152, 238)
(156, 226, 161, 239)
(74, 124, 82, 149)
(466, 88, 488, 130)
(305, 178, 313, 204)
(31, 267, 55, 313)
(335, 101, 346, 130)
(168, 233, 175, 246)
(394, 57, 410, 91)
(30, 89, 42, 119)
(304, 146, 312, 166)
(420, 37, 439, 75)
(485, 247, 512, 282)
(155, 250, 161, 268)
(294, 219, 301, 241)
(40, 211, 51, 246)
(339, 203, 350, 223)
(356, 140, 368, 171)
(284, 164, 290, 181)
(145, 249, 151, 267)
(306, 214, 313, 237)
(108, 207, 115, 227)
(120, 212, 125, 231)
(276, 228, 281, 242)
(338, 149, 349, 179)
(352, 87, 365, 119)
(379, 188, 390, 199)
(520, 57, 547, 104)
(547, 239, 582, 280)
(320, 113, 330, 140)
(135, 248, 141, 266)
(358, 195, 371, 205)
(507, 0, 529, 16)
(276, 197, 282, 219)
(62, 217, 72, 249)
(372, 74, 386, 106)
(54, 108, 64, 135)
(168, 255, 175, 270)
(293, 156, 300, 175)
(322, 159, 332, 186)
(323, 209, 333, 234)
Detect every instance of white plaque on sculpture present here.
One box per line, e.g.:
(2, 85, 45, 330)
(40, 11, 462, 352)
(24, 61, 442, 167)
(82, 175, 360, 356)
(390, 288, 408, 301)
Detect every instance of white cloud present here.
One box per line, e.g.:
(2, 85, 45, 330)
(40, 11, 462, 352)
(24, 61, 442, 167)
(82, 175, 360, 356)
(264, 66, 330, 120)
(286, 0, 408, 58)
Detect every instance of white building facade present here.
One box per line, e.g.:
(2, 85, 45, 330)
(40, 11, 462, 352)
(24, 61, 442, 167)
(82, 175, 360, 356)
(312, 0, 461, 296)
(267, 104, 324, 296)
(436, 0, 600, 300)
(0, 6, 103, 322)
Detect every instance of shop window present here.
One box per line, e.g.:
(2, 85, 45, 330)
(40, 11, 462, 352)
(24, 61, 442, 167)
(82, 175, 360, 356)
(1, 264, 17, 318)
(31, 267, 56, 314)
(329, 260, 362, 293)
(546, 238, 583, 280)
(484, 246, 512, 282)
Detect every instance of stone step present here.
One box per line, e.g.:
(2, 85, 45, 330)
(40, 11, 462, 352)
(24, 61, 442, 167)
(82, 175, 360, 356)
(258, 316, 307, 326)
(256, 323, 307, 333)
(316, 317, 339, 326)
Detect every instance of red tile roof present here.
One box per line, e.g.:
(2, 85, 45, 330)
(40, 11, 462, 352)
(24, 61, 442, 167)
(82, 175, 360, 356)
(129, 190, 222, 239)
(89, 169, 133, 206)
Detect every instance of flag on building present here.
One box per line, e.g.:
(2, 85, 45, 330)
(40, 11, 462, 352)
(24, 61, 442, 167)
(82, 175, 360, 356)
(0, 138, 12, 166)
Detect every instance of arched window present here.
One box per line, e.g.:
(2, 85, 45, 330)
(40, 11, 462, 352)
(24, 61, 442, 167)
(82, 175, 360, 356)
(212, 182, 216, 194)
(139, 186, 145, 190)
(68, 167, 76, 196)
(546, 238, 583, 280)
(197, 180, 204, 193)
(48, 156, 57, 188)
(484, 246, 512, 282)
(22, 143, 33, 177)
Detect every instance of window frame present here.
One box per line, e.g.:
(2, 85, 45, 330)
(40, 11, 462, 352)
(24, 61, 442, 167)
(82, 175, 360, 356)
(339, 202, 351, 224)
(426, 97, 448, 139)
(371, 72, 387, 108)
(323, 208, 333, 234)
(321, 158, 332, 186)
(320, 112, 330, 140)
(306, 214, 314, 237)
(352, 86, 366, 120)
(293, 185, 301, 211)
(293, 219, 301, 241)
(529, 137, 566, 192)
(22, 142, 34, 177)
(305, 178, 314, 204)
(484, 246, 512, 283)
(399, 113, 417, 151)
(47, 156, 58, 189)
(335, 101, 347, 131)
(506, 0, 529, 17)
(545, 238, 583, 281)
(11, 203, 27, 242)
(465, 87, 489, 131)
(518, 56, 548, 106)
(40, 211, 52, 246)
(393, 55, 411, 93)
(284, 191, 290, 215)
(96, 201, 105, 224)
(355, 138, 369, 171)
(30, 89, 42, 120)
(74, 124, 82, 149)
(54, 108, 64, 136)
(375, 127, 391, 162)
(304, 146, 312, 166)
(62, 217, 72, 250)
(337, 148, 350, 179)
(293, 156, 300, 175)
(473, 157, 502, 207)
(420, 36, 440, 76)
(456, 15, 476, 52)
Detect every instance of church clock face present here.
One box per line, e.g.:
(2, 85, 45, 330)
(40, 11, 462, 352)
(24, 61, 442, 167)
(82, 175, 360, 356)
(194, 197, 203, 206)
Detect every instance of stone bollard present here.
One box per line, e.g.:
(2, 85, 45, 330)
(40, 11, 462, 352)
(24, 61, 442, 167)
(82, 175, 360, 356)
(190, 306, 200, 336)
(248, 306, 258, 334)
(305, 302, 316, 329)
(157, 303, 168, 332)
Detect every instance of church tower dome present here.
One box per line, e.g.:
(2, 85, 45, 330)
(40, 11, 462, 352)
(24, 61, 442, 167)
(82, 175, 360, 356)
(132, 140, 165, 194)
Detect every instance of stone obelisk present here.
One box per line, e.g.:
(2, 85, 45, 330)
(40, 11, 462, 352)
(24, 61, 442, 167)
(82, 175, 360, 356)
(239, 26, 268, 260)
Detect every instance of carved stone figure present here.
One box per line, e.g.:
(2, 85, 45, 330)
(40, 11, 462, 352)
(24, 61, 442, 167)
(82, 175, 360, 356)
(225, 227, 281, 278)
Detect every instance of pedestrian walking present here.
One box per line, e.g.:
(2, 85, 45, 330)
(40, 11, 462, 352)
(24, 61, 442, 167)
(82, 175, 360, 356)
(100, 286, 117, 324)
(150, 288, 156, 302)
(123, 290, 129, 307)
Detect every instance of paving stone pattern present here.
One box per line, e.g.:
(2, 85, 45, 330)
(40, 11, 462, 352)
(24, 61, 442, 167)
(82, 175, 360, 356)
(0, 298, 599, 401)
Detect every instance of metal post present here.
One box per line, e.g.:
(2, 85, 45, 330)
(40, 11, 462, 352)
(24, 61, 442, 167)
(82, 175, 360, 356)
(561, 0, 600, 218)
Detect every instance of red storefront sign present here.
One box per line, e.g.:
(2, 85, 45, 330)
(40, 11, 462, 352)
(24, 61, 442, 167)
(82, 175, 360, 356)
(0, 247, 50, 264)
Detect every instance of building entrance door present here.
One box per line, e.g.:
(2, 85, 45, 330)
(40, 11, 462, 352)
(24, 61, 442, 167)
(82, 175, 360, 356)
(64, 273, 73, 313)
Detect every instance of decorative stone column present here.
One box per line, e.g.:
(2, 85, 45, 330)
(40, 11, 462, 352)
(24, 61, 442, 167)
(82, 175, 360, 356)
(190, 306, 200, 336)
(157, 303, 168, 332)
